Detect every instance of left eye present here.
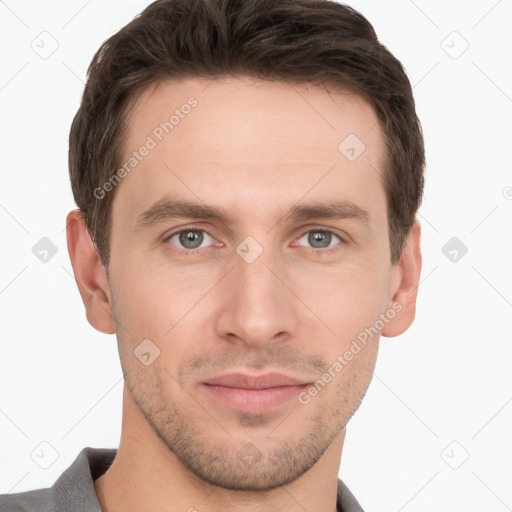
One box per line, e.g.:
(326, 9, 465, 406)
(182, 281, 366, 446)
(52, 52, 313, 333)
(296, 230, 343, 250)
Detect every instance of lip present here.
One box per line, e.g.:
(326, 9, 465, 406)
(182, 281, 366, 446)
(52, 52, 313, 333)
(204, 372, 307, 389)
(202, 372, 311, 414)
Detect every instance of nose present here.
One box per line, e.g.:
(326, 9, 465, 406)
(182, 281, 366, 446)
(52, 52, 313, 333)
(214, 239, 298, 349)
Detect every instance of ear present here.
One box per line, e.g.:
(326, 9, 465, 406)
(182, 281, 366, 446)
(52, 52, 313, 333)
(381, 220, 422, 337)
(66, 209, 116, 334)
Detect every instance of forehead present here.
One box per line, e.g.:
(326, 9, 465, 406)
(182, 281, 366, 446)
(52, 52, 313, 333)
(113, 76, 387, 230)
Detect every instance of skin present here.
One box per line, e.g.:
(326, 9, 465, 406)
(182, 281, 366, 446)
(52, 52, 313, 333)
(66, 76, 422, 512)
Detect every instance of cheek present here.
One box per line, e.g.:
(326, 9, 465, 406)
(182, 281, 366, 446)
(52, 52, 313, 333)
(111, 261, 217, 369)
(107, 263, 173, 368)
(113, 253, 191, 325)
(292, 261, 390, 342)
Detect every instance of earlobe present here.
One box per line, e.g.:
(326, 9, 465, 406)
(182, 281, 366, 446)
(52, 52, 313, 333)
(66, 209, 116, 334)
(381, 221, 422, 338)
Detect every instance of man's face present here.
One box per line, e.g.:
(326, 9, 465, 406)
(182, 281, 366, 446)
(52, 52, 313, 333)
(106, 76, 398, 490)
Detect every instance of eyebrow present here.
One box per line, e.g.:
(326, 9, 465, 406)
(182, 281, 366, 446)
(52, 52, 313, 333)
(134, 194, 370, 232)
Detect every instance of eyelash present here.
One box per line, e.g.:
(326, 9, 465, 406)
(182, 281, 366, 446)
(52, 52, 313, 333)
(164, 227, 346, 257)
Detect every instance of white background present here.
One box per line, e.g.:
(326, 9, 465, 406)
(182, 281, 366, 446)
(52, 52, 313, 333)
(0, 1, 511, 511)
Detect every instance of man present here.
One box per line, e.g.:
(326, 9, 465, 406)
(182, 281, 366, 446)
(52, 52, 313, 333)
(0, 0, 424, 510)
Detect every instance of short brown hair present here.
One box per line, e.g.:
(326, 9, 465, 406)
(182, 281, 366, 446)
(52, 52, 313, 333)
(68, 0, 425, 267)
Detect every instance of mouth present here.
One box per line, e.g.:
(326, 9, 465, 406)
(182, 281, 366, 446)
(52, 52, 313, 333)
(202, 372, 311, 414)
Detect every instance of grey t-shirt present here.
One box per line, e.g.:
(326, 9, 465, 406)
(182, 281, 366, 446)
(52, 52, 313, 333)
(0, 447, 364, 511)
